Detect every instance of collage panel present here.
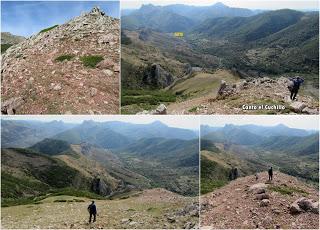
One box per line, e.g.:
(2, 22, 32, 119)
(1, 115, 199, 229)
(121, 0, 318, 115)
(200, 115, 319, 229)
(1, 1, 120, 115)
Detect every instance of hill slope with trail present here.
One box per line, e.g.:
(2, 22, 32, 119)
(2, 188, 198, 229)
(168, 76, 318, 114)
(201, 171, 319, 229)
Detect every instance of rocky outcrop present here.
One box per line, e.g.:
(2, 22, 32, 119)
(290, 198, 319, 215)
(91, 177, 112, 196)
(143, 63, 175, 88)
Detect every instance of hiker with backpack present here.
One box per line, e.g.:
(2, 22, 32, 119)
(88, 201, 97, 223)
(268, 167, 273, 181)
(288, 76, 304, 100)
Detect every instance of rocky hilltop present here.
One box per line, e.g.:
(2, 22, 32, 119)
(1, 7, 120, 114)
(201, 171, 319, 229)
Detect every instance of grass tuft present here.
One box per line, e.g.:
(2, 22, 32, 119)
(80, 55, 104, 68)
(39, 25, 58, 33)
(55, 54, 75, 62)
(269, 185, 309, 195)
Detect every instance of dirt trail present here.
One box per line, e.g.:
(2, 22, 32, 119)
(201, 172, 319, 229)
(1, 188, 198, 229)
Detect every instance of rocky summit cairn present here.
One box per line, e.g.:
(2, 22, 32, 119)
(1, 7, 120, 114)
(90, 6, 105, 16)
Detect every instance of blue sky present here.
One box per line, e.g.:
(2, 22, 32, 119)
(1, 1, 120, 37)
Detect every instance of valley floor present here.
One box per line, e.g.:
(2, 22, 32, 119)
(1, 188, 198, 229)
(201, 172, 319, 229)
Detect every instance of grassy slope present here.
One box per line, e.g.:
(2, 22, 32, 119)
(2, 190, 197, 229)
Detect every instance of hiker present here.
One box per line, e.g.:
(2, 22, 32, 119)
(88, 201, 97, 223)
(268, 167, 273, 181)
(288, 76, 304, 100)
(255, 173, 259, 181)
(229, 167, 234, 180)
(233, 168, 239, 180)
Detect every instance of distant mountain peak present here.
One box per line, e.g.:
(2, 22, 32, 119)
(275, 124, 288, 128)
(213, 2, 228, 8)
(150, 120, 167, 127)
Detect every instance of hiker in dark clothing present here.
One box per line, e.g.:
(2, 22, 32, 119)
(289, 77, 304, 100)
(268, 167, 273, 181)
(229, 167, 234, 180)
(233, 168, 239, 180)
(88, 201, 97, 223)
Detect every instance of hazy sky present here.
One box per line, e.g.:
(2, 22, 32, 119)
(1, 1, 120, 37)
(201, 115, 319, 130)
(2, 115, 200, 130)
(122, 0, 318, 10)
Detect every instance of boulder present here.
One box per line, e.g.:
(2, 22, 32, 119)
(249, 183, 267, 193)
(154, 104, 167, 115)
(311, 202, 319, 214)
(302, 107, 318, 115)
(255, 193, 269, 200)
(296, 197, 314, 211)
(290, 102, 306, 113)
(260, 199, 270, 207)
(290, 202, 303, 214)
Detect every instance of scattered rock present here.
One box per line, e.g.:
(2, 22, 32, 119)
(249, 183, 267, 193)
(311, 202, 319, 214)
(289, 101, 306, 113)
(184, 222, 195, 229)
(102, 69, 114, 77)
(289, 202, 303, 214)
(296, 197, 314, 211)
(53, 84, 62, 91)
(255, 193, 269, 200)
(1, 97, 25, 114)
(302, 107, 318, 114)
(90, 87, 98, 97)
(167, 216, 176, 223)
(155, 104, 167, 114)
(260, 199, 270, 207)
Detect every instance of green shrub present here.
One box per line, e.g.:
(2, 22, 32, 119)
(39, 25, 58, 33)
(121, 89, 176, 106)
(80, 55, 104, 68)
(55, 55, 74, 62)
